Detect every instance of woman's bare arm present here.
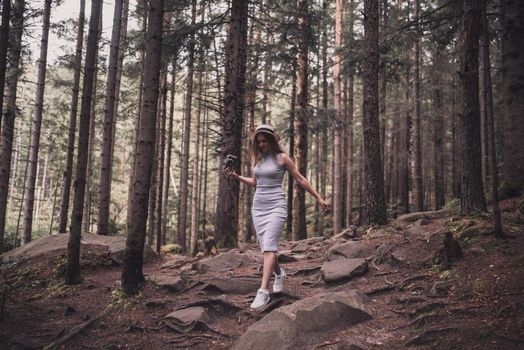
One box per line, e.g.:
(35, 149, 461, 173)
(281, 154, 328, 209)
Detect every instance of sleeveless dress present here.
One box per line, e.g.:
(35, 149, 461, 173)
(252, 152, 287, 252)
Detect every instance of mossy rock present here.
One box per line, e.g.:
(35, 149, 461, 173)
(160, 244, 182, 256)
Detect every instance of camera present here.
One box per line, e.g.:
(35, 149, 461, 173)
(223, 154, 238, 169)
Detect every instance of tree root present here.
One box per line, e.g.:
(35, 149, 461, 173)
(43, 308, 111, 350)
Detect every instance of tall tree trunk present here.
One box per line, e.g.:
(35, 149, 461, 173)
(163, 59, 176, 245)
(97, 0, 124, 235)
(83, 6, 103, 235)
(481, 0, 503, 235)
(400, 66, 411, 213)
(362, 0, 388, 225)
(0, 0, 24, 248)
(292, 0, 310, 241)
(214, 0, 248, 248)
(412, 0, 423, 212)
(65, 0, 102, 285)
(317, 0, 329, 236)
(190, 53, 204, 256)
(346, 74, 354, 225)
(0, 0, 11, 133)
(155, 71, 167, 252)
(22, 0, 52, 245)
(451, 80, 461, 198)
(121, 0, 164, 294)
(459, 0, 486, 214)
(127, 0, 147, 220)
(333, 0, 343, 234)
(58, 0, 85, 234)
(501, 0, 524, 196)
(177, 0, 196, 251)
(432, 47, 445, 210)
(286, 63, 296, 240)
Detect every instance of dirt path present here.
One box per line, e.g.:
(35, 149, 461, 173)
(1, 205, 523, 349)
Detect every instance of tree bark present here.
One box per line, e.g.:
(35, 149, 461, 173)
(190, 54, 204, 256)
(286, 63, 296, 240)
(97, 0, 124, 235)
(459, 0, 486, 214)
(362, 0, 388, 225)
(333, 0, 343, 234)
(412, 0, 424, 212)
(0, 0, 11, 133)
(22, 0, 52, 245)
(0, 0, 24, 248)
(292, 0, 310, 241)
(432, 47, 445, 210)
(177, 0, 197, 251)
(501, 0, 524, 196)
(58, 0, 85, 234)
(65, 0, 102, 284)
(163, 59, 177, 245)
(481, 0, 503, 235)
(121, 0, 164, 294)
(214, 0, 248, 248)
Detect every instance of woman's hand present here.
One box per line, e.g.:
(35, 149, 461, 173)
(225, 167, 239, 179)
(318, 197, 329, 211)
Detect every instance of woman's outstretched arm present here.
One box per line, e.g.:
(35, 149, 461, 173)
(281, 154, 328, 210)
(225, 168, 257, 187)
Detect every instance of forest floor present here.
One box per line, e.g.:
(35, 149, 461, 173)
(1, 197, 524, 350)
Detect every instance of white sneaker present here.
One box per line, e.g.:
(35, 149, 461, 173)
(250, 288, 270, 310)
(273, 268, 286, 293)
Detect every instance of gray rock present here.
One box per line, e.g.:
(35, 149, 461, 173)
(165, 306, 209, 324)
(291, 241, 310, 253)
(191, 251, 255, 273)
(0, 233, 157, 264)
(150, 275, 186, 292)
(232, 290, 372, 350)
(202, 277, 259, 294)
(161, 255, 191, 269)
(327, 242, 373, 261)
(321, 258, 368, 283)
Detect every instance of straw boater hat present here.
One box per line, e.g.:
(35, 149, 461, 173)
(252, 124, 280, 142)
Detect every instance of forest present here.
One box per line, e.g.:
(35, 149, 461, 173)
(0, 0, 523, 349)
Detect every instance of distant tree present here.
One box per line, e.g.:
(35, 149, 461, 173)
(58, 0, 86, 234)
(122, 0, 165, 294)
(458, 0, 486, 214)
(362, 0, 388, 225)
(21, 0, 52, 244)
(65, 0, 102, 285)
(214, 0, 248, 247)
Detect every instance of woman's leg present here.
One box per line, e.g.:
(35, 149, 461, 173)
(261, 251, 281, 290)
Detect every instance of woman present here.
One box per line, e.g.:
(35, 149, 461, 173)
(226, 124, 328, 310)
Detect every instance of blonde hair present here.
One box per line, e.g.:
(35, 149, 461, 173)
(250, 132, 287, 168)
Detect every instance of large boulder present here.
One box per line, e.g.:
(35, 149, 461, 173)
(191, 251, 256, 273)
(232, 291, 372, 350)
(0, 233, 157, 264)
(150, 274, 186, 292)
(321, 258, 368, 283)
(326, 241, 373, 261)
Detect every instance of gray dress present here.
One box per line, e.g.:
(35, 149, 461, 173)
(252, 152, 287, 252)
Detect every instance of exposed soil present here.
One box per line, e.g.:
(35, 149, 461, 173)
(1, 199, 523, 349)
